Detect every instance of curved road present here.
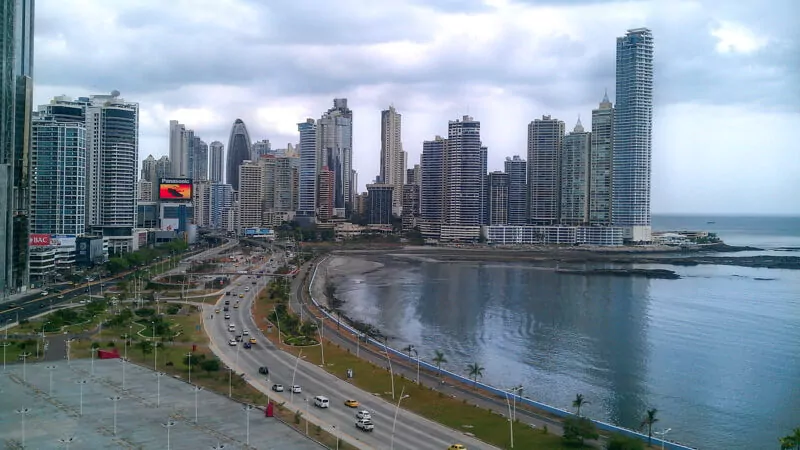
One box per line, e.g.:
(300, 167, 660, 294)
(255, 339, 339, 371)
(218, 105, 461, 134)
(204, 259, 494, 450)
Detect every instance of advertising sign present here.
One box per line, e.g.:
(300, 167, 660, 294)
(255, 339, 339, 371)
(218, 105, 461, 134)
(159, 178, 193, 201)
(50, 234, 77, 248)
(255, 228, 273, 235)
(244, 228, 257, 236)
(29, 234, 51, 246)
(161, 218, 180, 232)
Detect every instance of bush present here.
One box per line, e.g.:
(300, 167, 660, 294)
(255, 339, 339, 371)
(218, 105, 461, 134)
(200, 358, 221, 373)
(294, 410, 303, 424)
(107, 341, 116, 347)
(562, 416, 599, 446)
(606, 435, 645, 450)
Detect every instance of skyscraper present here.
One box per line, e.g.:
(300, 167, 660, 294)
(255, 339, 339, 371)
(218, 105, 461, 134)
(444, 116, 483, 227)
(252, 139, 271, 159)
(168, 120, 189, 177)
(226, 118, 252, 191)
(366, 184, 394, 225)
(1, 0, 35, 294)
(297, 118, 317, 219)
(590, 92, 614, 225)
(316, 98, 353, 216)
(317, 167, 334, 221)
(209, 141, 224, 183)
(527, 115, 564, 226)
(504, 155, 527, 225)
(561, 119, 591, 225)
(237, 160, 262, 229)
(210, 183, 233, 228)
(380, 106, 405, 215)
(613, 28, 654, 242)
(190, 136, 208, 181)
(487, 171, 509, 225)
(420, 136, 446, 227)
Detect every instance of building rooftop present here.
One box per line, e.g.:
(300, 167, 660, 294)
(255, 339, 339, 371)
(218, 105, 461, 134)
(0, 359, 322, 449)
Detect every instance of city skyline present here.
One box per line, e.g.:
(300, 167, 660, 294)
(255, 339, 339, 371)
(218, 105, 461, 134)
(30, 0, 799, 215)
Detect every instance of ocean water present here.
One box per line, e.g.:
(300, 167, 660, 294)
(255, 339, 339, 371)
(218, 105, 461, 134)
(337, 215, 800, 450)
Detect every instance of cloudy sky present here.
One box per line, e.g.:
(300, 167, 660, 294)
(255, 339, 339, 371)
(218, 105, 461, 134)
(34, 0, 799, 215)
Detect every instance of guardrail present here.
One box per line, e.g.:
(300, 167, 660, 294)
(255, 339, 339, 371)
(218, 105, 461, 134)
(306, 258, 696, 450)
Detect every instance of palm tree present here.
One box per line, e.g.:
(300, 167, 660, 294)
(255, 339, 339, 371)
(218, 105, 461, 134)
(572, 393, 590, 416)
(779, 427, 800, 450)
(137, 340, 153, 358)
(466, 362, 484, 388)
(640, 408, 659, 446)
(432, 350, 447, 378)
(402, 344, 415, 358)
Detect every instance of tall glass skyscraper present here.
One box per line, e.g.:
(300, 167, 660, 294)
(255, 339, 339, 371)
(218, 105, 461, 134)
(225, 118, 252, 191)
(613, 28, 654, 242)
(296, 118, 317, 220)
(1, 0, 34, 295)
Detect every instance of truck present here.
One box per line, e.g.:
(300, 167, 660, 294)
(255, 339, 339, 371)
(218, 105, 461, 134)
(355, 419, 374, 432)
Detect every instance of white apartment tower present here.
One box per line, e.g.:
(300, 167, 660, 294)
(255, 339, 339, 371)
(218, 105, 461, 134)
(169, 120, 189, 177)
(527, 115, 564, 226)
(560, 119, 591, 225)
(590, 92, 614, 225)
(237, 161, 264, 229)
(380, 106, 406, 215)
(209, 141, 224, 183)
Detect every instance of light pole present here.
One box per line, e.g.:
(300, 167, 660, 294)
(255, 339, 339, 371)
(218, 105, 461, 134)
(0, 341, 10, 372)
(655, 427, 672, 450)
(121, 357, 127, 389)
(152, 321, 157, 371)
(90, 346, 98, 376)
(290, 349, 302, 404)
(109, 395, 121, 435)
(186, 351, 193, 383)
(383, 339, 395, 399)
(273, 306, 282, 345)
(58, 436, 75, 449)
(331, 425, 340, 450)
(46, 365, 57, 395)
(390, 386, 410, 450)
(76, 380, 87, 416)
(317, 318, 325, 367)
(243, 404, 254, 446)
(15, 407, 30, 448)
(193, 386, 203, 423)
(304, 398, 309, 435)
(155, 372, 166, 407)
(410, 347, 420, 385)
(162, 420, 177, 450)
(504, 391, 515, 448)
(20, 351, 31, 382)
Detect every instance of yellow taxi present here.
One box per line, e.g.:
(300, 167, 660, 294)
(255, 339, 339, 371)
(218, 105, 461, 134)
(447, 445, 466, 450)
(344, 399, 359, 408)
(249, 337, 257, 344)
(215, 308, 220, 314)
(238, 294, 244, 298)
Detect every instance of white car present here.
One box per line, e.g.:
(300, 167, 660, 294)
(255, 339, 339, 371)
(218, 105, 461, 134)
(291, 385, 302, 393)
(242, 329, 249, 335)
(355, 418, 374, 432)
(356, 410, 371, 420)
(224, 314, 231, 319)
(228, 339, 237, 346)
(272, 384, 284, 392)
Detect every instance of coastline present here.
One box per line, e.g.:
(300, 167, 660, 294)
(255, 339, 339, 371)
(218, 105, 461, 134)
(310, 255, 384, 308)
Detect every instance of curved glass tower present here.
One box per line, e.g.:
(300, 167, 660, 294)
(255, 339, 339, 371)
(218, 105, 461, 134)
(225, 118, 252, 191)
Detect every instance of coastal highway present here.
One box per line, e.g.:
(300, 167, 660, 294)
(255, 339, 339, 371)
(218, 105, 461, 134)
(204, 259, 494, 450)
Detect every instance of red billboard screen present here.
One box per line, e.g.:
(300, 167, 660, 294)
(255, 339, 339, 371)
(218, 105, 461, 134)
(159, 183, 193, 200)
(29, 234, 51, 246)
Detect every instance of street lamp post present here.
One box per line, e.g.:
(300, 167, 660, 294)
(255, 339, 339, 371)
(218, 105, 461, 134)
(58, 436, 75, 449)
(15, 407, 30, 448)
(655, 428, 672, 450)
(109, 396, 121, 435)
(331, 425, 340, 450)
(20, 352, 31, 382)
(155, 372, 166, 407)
(390, 387, 410, 450)
(290, 349, 302, 404)
(76, 380, 87, 416)
(186, 351, 193, 383)
(317, 318, 325, 367)
(90, 346, 98, 376)
(121, 357, 127, 389)
(193, 386, 203, 423)
(0, 341, 10, 372)
(46, 365, 57, 395)
(162, 420, 177, 450)
(243, 404, 254, 445)
(383, 339, 395, 399)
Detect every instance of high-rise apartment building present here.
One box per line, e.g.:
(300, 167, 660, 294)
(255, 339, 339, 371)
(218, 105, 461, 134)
(190, 136, 208, 181)
(380, 106, 405, 215)
(316, 98, 353, 217)
(420, 136, 446, 228)
(138, 180, 152, 202)
(1, 0, 35, 294)
(443, 116, 483, 227)
(226, 118, 252, 191)
(613, 28, 654, 242)
(237, 160, 263, 229)
(366, 184, 393, 225)
(480, 146, 488, 225)
(401, 184, 420, 231)
(590, 92, 614, 225)
(210, 183, 233, 228)
(487, 171, 509, 226)
(406, 164, 421, 186)
(504, 155, 527, 225)
(142, 155, 170, 188)
(209, 141, 224, 183)
(317, 167, 334, 222)
(30, 115, 86, 235)
(527, 115, 564, 226)
(264, 155, 298, 213)
(141, 155, 156, 181)
(168, 120, 189, 177)
(193, 180, 211, 227)
(561, 119, 591, 225)
(296, 118, 317, 219)
(252, 139, 271, 159)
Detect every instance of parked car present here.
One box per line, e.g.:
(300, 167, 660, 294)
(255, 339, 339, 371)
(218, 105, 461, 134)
(272, 384, 284, 392)
(355, 419, 374, 432)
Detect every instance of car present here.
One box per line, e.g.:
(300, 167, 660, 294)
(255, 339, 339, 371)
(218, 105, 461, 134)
(355, 419, 374, 432)
(249, 338, 256, 344)
(235, 335, 243, 342)
(228, 339, 237, 346)
(223, 306, 229, 312)
(41, 291, 49, 296)
(233, 303, 239, 309)
(291, 385, 302, 393)
(344, 399, 359, 408)
(226, 291, 231, 296)
(57, 295, 64, 299)
(447, 445, 467, 450)
(258, 366, 269, 375)
(238, 294, 244, 298)
(224, 300, 230, 305)
(271, 384, 284, 392)
(224, 314, 231, 319)
(243, 342, 252, 349)
(356, 410, 371, 420)
(242, 329, 249, 335)
(215, 308, 220, 314)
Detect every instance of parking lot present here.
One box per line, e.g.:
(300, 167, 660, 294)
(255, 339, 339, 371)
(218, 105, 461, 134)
(0, 359, 324, 449)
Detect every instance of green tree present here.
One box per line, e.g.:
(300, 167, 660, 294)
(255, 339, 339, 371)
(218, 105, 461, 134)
(432, 350, 447, 378)
(572, 393, 590, 417)
(605, 435, 645, 450)
(562, 416, 599, 446)
(184, 353, 205, 368)
(200, 358, 221, 374)
(137, 340, 153, 358)
(466, 362, 484, 387)
(639, 408, 659, 446)
(402, 344, 415, 357)
(779, 427, 800, 450)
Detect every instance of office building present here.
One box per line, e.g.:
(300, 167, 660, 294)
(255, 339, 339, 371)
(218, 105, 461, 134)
(226, 118, 252, 191)
(613, 28, 654, 242)
(209, 141, 224, 183)
(590, 92, 614, 225)
(407, 164, 421, 186)
(419, 136, 446, 236)
(487, 171, 509, 226)
(168, 120, 189, 177)
(366, 183, 393, 225)
(527, 115, 564, 226)
(210, 183, 233, 229)
(296, 118, 317, 220)
(380, 106, 406, 215)
(480, 145, 488, 225)
(561, 119, 591, 225)
(252, 139, 271, 159)
(1, 0, 35, 294)
(504, 156, 527, 226)
(317, 167, 334, 222)
(189, 136, 208, 181)
(237, 160, 263, 229)
(316, 98, 353, 217)
(444, 116, 483, 227)
(193, 180, 211, 227)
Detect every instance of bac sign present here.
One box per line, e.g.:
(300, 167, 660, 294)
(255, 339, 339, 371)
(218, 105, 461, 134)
(29, 234, 51, 246)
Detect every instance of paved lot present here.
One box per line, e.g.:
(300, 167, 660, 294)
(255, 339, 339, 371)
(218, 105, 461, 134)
(0, 359, 323, 449)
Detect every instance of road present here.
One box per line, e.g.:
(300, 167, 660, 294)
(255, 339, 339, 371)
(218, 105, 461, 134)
(204, 258, 494, 450)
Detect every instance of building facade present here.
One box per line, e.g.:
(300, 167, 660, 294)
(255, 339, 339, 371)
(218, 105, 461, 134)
(380, 106, 405, 215)
(590, 92, 614, 226)
(226, 118, 252, 191)
(487, 171, 509, 226)
(189, 136, 208, 181)
(193, 180, 211, 227)
(252, 139, 271, 159)
(237, 160, 263, 230)
(613, 28, 654, 242)
(210, 183, 233, 229)
(504, 155, 527, 226)
(560, 119, 591, 225)
(317, 167, 334, 222)
(168, 120, 189, 177)
(209, 141, 224, 183)
(296, 118, 317, 220)
(316, 98, 353, 217)
(401, 184, 420, 231)
(444, 116, 483, 227)
(527, 115, 564, 226)
(366, 183, 393, 225)
(419, 136, 446, 236)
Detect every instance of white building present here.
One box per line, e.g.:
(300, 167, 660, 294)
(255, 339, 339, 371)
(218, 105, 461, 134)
(169, 120, 189, 178)
(483, 225, 623, 246)
(380, 106, 406, 215)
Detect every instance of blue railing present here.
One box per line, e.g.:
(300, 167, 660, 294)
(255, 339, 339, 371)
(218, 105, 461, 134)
(306, 258, 695, 450)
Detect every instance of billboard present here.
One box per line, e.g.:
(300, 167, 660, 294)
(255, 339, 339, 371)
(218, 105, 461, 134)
(161, 218, 180, 231)
(29, 234, 51, 246)
(159, 178, 193, 201)
(50, 234, 77, 248)
(76, 236, 105, 266)
(244, 228, 273, 237)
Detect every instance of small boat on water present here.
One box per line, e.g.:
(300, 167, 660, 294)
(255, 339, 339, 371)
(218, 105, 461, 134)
(706, 221, 716, 224)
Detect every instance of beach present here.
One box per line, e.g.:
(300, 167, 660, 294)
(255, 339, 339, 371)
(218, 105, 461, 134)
(310, 255, 384, 308)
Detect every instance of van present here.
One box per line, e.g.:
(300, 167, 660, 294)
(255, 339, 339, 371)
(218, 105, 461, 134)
(228, 324, 236, 332)
(314, 396, 330, 408)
